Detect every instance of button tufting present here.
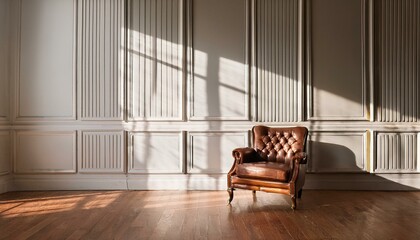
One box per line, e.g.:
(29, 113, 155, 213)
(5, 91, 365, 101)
(262, 136, 270, 144)
(288, 137, 296, 145)
(279, 137, 286, 145)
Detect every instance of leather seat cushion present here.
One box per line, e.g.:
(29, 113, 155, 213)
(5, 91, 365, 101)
(236, 162, 291, 182)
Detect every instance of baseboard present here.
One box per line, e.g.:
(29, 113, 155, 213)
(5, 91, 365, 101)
(127, 174, 228, 190)
(12, 175, 128, 191)
(0, 175, 13, 194)
(12, 174, 228, 191)
(9, 173, 420, 191)
(305, 173, 420, 190)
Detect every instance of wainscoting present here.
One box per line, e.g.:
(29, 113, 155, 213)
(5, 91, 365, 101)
(0, 0, 419, 193)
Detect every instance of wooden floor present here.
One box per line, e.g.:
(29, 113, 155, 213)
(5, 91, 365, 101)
(0, 190, 419, 240)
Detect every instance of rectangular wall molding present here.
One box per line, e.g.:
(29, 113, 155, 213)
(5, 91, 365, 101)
(80, 131, 124, 173)
(78, 0, 124, 120)
(128, 131, 183, 173)
(0, 131, 10, 175)
(188, 0, 250, 120)
(2, 0, 420, 193)
(308, 131, 367, 173)
(255, 0, 300, 122)
(307, 0, 368, 120)
(0, 0, 10, 122)
(15, 131, 76, 173)
(128, 0, 183, 121)
(187, 131, 248, 174)
(375, 132, 418, 173)
(375, 0, 420, 122)
(16, 0, 76, 120)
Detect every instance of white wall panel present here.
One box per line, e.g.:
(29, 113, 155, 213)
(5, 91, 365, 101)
(0, 132, 10, 175)
(18, 0, 75, 119)
(375, 0, 420, 122)
(256, 0, 299, 122)
(308, 132, 366, 172)
(188, 132, 248, 174)
(189, 0, 249, 120)
(128, 132, 182, 173)
(15, 131, 76, 173)
(1, 0, 420, 192)
(375, 132, 418, 173)
(128, 0, 183, 120)
(308, 0, 367, 120)
(0, 0, 9, 121)
(80, 131, 124, 173)
(78, 0, 124, 120)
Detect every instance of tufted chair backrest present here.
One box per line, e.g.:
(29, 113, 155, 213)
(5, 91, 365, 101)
(253, 126, 308, 165)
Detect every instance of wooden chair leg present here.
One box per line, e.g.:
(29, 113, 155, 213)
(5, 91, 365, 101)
(298, 189, 303, 199)
(291, 195, 297, 210)
(227, 188, 234, 204)
(252, 190, 257, 202)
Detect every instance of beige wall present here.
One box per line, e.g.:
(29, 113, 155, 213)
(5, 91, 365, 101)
(1, 0, 419, 192)
(0, 0, 11, 193)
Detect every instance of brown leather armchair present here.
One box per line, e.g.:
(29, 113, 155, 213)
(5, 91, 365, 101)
(227, 125, 308, 209)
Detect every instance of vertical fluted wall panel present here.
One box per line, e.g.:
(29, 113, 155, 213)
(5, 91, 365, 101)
(376, 0, 420, 122)
(256, 0, 299, 122)
(79, 0, 124, 120)
(376, 133, 418, 172)
(128, 0, 182, 120)
(81, 131, 124, 173)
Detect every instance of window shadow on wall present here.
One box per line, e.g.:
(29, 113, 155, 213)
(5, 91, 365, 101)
(125, 0, 420, 190)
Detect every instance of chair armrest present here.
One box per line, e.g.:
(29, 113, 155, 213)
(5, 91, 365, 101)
(228, 147, 261, 184)
(232, 147, 262, 164)
(289, 152, 308, 184)
(291, 152, 308, 164)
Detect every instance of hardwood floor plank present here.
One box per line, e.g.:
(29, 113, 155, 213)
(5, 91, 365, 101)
(1, 190, 420, 240)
